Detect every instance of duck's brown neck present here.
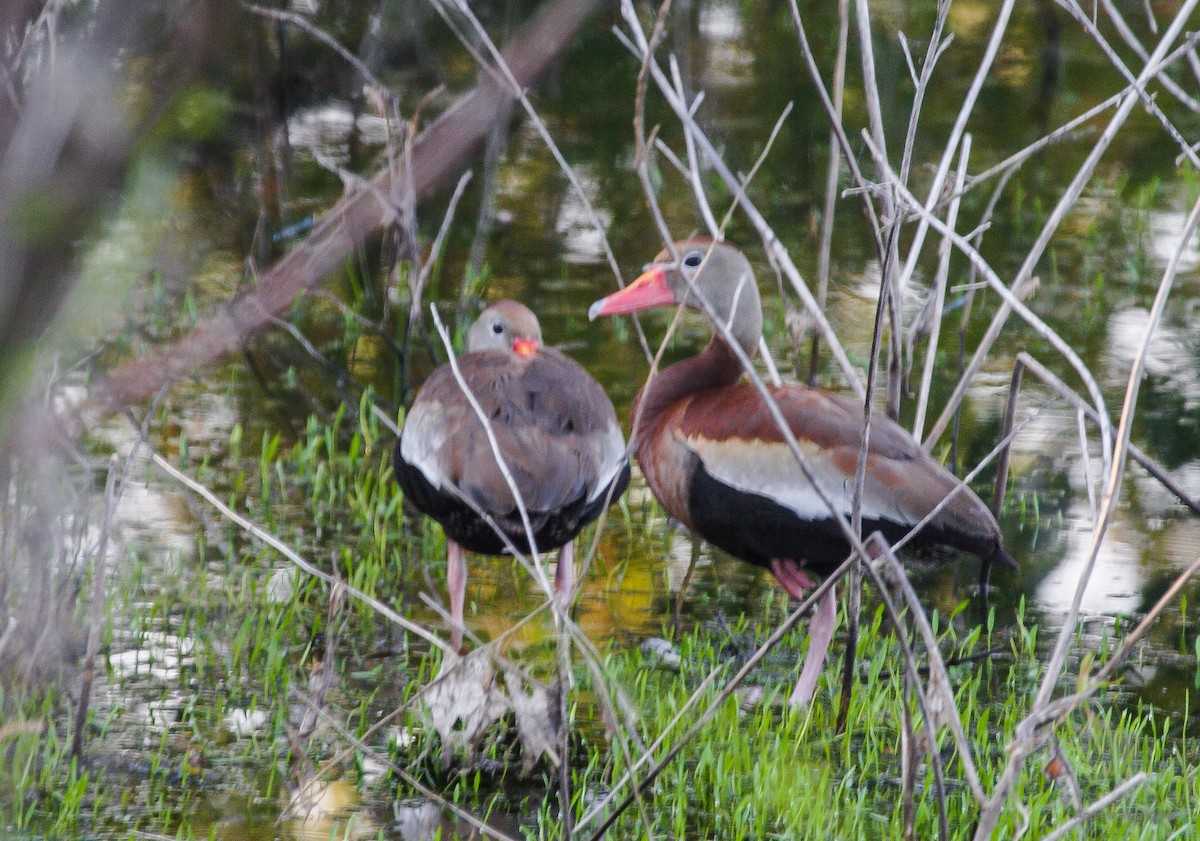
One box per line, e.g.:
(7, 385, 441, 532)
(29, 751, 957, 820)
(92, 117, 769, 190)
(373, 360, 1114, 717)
(631, 337, 745, 446)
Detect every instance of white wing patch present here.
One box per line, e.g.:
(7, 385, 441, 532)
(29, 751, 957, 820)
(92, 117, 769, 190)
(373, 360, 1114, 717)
(587, 418, 629, 503)
(399, 401, 450, 488)
(684, 434, 911, 525)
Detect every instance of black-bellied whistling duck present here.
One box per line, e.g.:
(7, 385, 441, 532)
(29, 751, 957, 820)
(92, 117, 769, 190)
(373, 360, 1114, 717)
(394, 300, 631, 648)
(589, 239, 1014, 706)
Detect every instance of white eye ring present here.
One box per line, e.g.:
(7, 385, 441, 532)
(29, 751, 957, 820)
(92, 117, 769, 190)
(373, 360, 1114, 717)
(683, 251, 703, 268)
(491, 321, 504, 334)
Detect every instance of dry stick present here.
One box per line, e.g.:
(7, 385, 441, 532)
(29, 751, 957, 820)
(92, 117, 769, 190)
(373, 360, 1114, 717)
(1076, 405, 1099, 523)
(1041, 773, 1151, 841)
(668, 56, 720, 239)
(432, 0, 654, 367)
(925, 1, 1200, 459)
(897, 0, 954, 189)
(293, 578, 344, 743)
(630, 0, 674, 255)
(405, 166, 472, 395)
(912, 134, 970, 442)
(1059, 0, 1200, 167)
(1095, 0, 1200, 113)
(716, 100, 793, 239)
(990, 363, 1024, 521)
(893, 0, 1017, 302)
(426, 304, 579, 834)
(875, 540, 990, 804)
(973, 183, 1200, 841)
(852, 0, 904, 418)
(967, 32, 1200, 189)
(1003, 352, 1200, 517)
(787, 1, 885, 261)
(615, 7, 866, 398)
(837, 219, 900, 733)
(948, 168, 1016, 477)
(242, 3, 393, 95)
(580, 561, 852, 841)
(151, 452, 449, 651)
(416, 169, 474, 301)
(808, 0, 849, 387)
(868, 138, 1110, 480)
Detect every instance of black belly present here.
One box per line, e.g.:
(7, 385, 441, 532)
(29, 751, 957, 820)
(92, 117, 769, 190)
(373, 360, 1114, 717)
(393, 441, 631, 556)
(686, 462, 969, 576)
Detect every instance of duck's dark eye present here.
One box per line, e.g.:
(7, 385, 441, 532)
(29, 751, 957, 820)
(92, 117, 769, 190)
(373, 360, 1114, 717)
(491, 321, 504, 334)
(683, 251, 703, 268)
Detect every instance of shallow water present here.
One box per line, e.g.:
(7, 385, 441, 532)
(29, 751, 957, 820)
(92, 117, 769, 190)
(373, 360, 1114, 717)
(67, 0, 1200, 836)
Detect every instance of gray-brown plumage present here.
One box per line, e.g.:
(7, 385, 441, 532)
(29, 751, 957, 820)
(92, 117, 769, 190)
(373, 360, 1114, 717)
(395, 300, 630, 647)
(589, 238, 1014, 705)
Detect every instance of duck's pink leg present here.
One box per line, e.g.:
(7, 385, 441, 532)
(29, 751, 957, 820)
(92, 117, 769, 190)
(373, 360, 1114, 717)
(447, 540, 467, 651)
(555, 541, 575, 604)
(769, 558, 837, 708)
(789, 585, 837, 707)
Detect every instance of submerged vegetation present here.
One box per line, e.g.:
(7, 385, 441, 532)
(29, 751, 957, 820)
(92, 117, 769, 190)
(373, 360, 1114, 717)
(2, 0, 1200, 839)
(2, 400, 1199, 839)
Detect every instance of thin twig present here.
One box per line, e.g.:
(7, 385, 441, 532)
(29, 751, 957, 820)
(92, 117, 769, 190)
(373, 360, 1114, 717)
(581, 560, 854, 839)
(431, 0, 653, 366)
(807, 0, 849, 386)
(973, 170, 1200, 841)
(894, 0, 1018, 300)
(1058, 0, 1200, 166)
(616, 8, 867, 396)
(1041, 773, 1150, 841)
(911, 134, 970, 441)
(925, 1, 1200, 459)
(241, 3, 393, 95)
(152, 452, 450, 652)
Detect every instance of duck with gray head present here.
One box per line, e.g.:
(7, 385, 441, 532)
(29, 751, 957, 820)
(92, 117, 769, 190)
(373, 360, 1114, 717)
(395, 300, 631, 649)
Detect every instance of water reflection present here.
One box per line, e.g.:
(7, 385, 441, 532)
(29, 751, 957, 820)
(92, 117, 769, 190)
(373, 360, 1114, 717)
(286, 104, 391, 166)
(1035, 502, 1143, 617)
(68, 0, 1200, 835)
(1146, 208, 1200, 272)
(554, 169, 611, 265)
(284, 777, 378, 841)
(1107, 306, 1200, 402)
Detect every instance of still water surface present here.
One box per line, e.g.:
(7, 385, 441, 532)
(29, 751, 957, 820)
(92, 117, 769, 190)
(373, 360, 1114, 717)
(80, 1, 1200, 836)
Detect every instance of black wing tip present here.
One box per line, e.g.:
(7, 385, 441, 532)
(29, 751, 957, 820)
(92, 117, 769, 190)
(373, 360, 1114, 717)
(989, 544, 1019, 571)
